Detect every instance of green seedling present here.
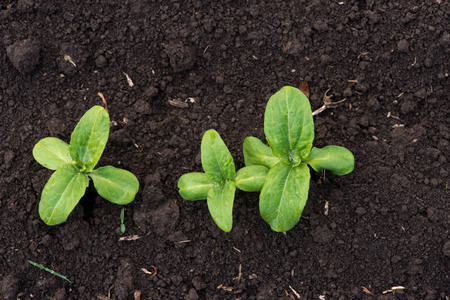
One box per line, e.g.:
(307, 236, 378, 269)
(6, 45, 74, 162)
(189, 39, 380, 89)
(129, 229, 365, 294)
(178, 129, 268, 232)
(28, 260, 72, 283)
(244, 86, 354, 231)
(33, 106, 139, 225)
(178, 86, 354, 233)
(120, 207, 126, 234)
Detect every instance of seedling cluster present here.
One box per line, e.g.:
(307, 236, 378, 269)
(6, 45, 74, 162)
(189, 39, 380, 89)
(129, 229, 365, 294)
(32, 86, 353, 234)
(178, 86, 354, 232)
(33, 106, 139, 225)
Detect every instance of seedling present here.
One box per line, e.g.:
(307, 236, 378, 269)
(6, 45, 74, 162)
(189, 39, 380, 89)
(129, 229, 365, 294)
(28, 260, 72, 283)
(33, 106, 139, 225)
(244, 86, 354, 231)
(178, 129, 268, 232)
(178, 86, 354, 233)
(120, 207, 126, 234)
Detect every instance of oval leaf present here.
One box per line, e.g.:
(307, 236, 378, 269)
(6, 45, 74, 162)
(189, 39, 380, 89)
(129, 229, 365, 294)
(201, 129, 236, 183)
(69, 106, 110, 172)
(178, 172, 214, 200)
(207, 181, 236, 232)
(260, 162, 310, 232)
(39, 165, 89, 225)
(264, 86, 314, 164)
(303, 146, 355, 175)
(243, 136, 280, 169)
(235, 165, 269, 192)
(33, 137, 72, 170)
(89, 166, 139, 205)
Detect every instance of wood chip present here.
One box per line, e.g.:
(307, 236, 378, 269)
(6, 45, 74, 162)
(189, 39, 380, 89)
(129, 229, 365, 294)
(64, 54, 76, 67)
(383, 286, 405, 294)
(119, 235, 141, 241)
(178, 240, 191, 243)
(289, 285, 301, 299)
(168, 98, 189, 108)
(361, 286, 372, 294)
(217, 285, 234, 292)
(123, 72, 134, 87)
(357, 52, 369, 59)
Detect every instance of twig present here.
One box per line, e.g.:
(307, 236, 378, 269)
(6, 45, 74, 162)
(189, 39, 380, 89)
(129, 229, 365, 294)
(234, 264, 242, 282)
(312, 88, 347, 116)
(64, 54, 77, 67)
(141, 265, 157, 278)
(119, 235, 141, 241)
(98, 92, 108, 114)
(289, 286, 301, 299)
(383, 286, 405, 294)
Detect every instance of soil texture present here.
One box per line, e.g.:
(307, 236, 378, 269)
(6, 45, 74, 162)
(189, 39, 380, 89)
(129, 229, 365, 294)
(1, 0, 449, 299)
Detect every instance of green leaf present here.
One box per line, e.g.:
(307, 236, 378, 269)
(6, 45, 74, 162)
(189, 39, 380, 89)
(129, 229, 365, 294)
(120, 207, 126, 234)
(264, 86, 314, 165)
(89, 166, 139, 205)
(243, 136, 280, 169)
(39, 165, 89, 225)
(69, 106, 110, 172)
(235, 165, 269, 192)
(27, 261, 72, 283)
(178, 172, 214, 200)
(303, 146, 355, 175)
(260, 162, 310, 232)
(201, 129, 236, 183)
(33, 137, 72, 170)
(207, 181, 236, 232)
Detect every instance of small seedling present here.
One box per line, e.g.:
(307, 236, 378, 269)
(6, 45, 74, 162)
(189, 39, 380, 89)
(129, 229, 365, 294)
(178, 129, 268, 232)
(244, 86, 354, 231)
(28, 260, 72, 283)
(120, 207, 126, 234)
(178, 86, 354, 233)
(33, 106, 139, 225)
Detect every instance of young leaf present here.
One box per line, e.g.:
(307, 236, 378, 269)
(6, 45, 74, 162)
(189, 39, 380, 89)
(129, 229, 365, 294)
(201, 129, 236, 183)
(120, 207, 126, 234)
(33, 137, 72, 170)
(207, 181, 236, 232)
(264, 86, 314, 164)
(27, 261, 72, 283)
(243, 136, 279, 169)
(178, 172, 214, 200)
(303, 146, 355, 175)
(39, 165, 89, 225)
(89, 166, 139, 205)
(69, 106, 110, 172)
(235, 165, 269, 192)
(260, 162, 310, 232)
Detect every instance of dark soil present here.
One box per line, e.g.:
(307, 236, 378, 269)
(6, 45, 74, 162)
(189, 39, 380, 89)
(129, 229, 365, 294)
(1, 0, 449, 299)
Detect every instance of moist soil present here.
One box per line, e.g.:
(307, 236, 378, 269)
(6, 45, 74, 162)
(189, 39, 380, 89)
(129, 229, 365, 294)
(1, 1, 449, 299)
